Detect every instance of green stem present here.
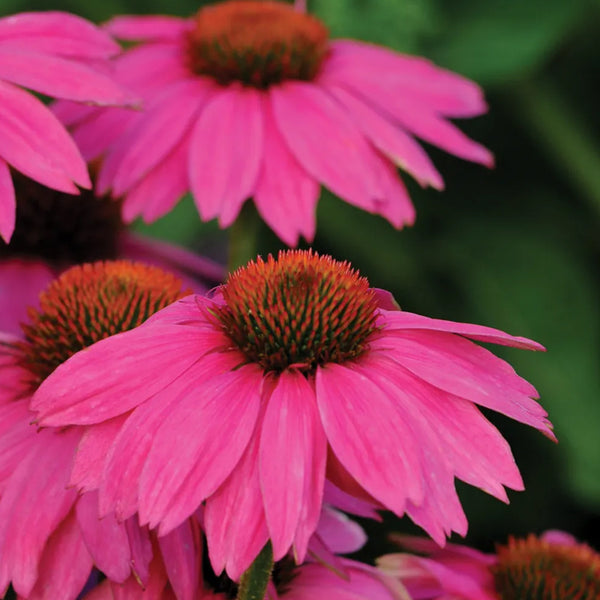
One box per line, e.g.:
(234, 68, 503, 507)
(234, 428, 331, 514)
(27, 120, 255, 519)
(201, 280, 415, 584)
(236, 543, 274, 600)
(509, 78, 600, 217)
(228, 202, 262, 273)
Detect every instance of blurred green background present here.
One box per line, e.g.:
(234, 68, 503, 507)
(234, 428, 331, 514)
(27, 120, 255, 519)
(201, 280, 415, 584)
(2, 0, 599, 553)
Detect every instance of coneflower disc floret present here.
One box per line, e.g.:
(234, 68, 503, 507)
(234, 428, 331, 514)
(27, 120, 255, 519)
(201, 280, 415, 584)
(187, 0, 329, 87)
(20, 261, 188, 385)
(214, 250, 379, 372)
(493, 534, 600, 600)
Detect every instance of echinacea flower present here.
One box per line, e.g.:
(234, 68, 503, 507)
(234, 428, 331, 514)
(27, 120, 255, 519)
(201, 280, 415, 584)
(0, 173, 223, 335)
(379, 531, 600, 600)
(32, 250, 553, 580)
(0, 261, 198, 599)
(0, 10, 136, 243)
(57, 0, 492, 246)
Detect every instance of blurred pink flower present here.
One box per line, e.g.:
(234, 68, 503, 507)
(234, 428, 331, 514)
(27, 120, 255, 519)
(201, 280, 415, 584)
(57, 0, 492, 246)
(0, 174, 223, 335)
(0, 11, 136, 243)
(32, 250, 552, 580)
(379, 531, 600, 600)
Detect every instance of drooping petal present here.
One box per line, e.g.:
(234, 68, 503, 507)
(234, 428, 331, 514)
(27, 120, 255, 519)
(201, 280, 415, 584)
(0, 11, 120, 58)
(271, 82, 384, 211)
(204, 426, 270, 581)
(106, 15, 191, 42)
(259, 371, 326, 561)
(0, 48, 136, 106)
(254, 95, 320, 246)
(139, 364, 264, 534)
(189, 86, 264, 226)
(76, 492, 132, 583)
(27, 510, 93, 600)
(0, 80, 90, 191)
(111, 79, 213, 197)
(0, 159, 15, 243)
(315, 507, 367, 555)
(315, 363, 423, 515)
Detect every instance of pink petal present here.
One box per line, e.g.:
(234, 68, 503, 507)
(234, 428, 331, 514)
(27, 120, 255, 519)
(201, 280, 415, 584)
(125, 519, 153, 586)
(138, 364, 264, 533)
(32, 312, 228, 426)
(0, 48, 136, 105)
(315, 364, 423, 515)
(0, 429, 80, 596)
(380, 309, 545, 350)
(106, 15, 191, 41)
(121, 131, 191, 224)
(316, 507, 367, 555)
(189, 86, 264, 226)
(27, 510, 93, 600)
(0, 159, 15, 243)
(0, 80, 90, 191)
(0, 11, 120, 58)
(371, 329, 552, 436)
(259, 371, 326, 561)
(323, 481, 382, 520)
(71, 415, 128, 492)
(322, 40, 487, 118)
(111, 79, 213, 196)
(0, 402, 36, 492)
(76, 492, 131, 583)
(325, 84, 443, 189)
(158, 519, 200, 600)
(271, 82, 385, 211)
(254, 95, 319, 245)
(204, 429, 270, 580)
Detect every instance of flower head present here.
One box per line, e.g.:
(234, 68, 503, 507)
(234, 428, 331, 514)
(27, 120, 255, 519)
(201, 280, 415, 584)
(59, 0, 492, 245)
(0, 174, 223, 335)
(32, 250, 552, 580)
(0, 261, 191, 599)
(380, 531, 600, 600)
(0, 10, 136, 243)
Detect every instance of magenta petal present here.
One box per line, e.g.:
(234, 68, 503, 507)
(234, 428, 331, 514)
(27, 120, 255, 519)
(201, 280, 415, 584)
(106, 15, 190, 41)
(259, 371, 326, 561)
(316, 364, 423, 514)
(254, 95, 319, 245)
(125, 519, 153, 586)
(271, 82, 385, 210)
(0, 11, 120, 58)
(0, 48, 136, 106)
(326, 84, 443, 189)
(0, 429, 80, 596)
(0, 80, 89, 191)
(32, 309, 227, 426)
(158, 519, 200, 600)
(0, 159, 15, 243)
(27, 510, 93, 600)
(139, 364, 263, 533)
(76, 492, 131, 583)
(112, 79, 212, 197)
(316, 507, 367, 555)
(189, 86, 264, 226)
(204, 431, 269, 581)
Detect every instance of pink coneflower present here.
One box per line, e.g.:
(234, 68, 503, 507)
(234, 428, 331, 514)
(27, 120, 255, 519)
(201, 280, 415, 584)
(0, 174, 223, 335)
(0, 261, 197, 599)
(57, 0, 492, 246)
(32, 250, 553, 580)
(0, 10, 136, 243)
(379, 531, 600, 600)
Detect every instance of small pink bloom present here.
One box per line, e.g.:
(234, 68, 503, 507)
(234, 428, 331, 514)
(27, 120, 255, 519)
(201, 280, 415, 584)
(380, 531, 600, 600)
(32, 250, 553, 580)
(0, 11, 137, 243)
(59, 0, 492, 246)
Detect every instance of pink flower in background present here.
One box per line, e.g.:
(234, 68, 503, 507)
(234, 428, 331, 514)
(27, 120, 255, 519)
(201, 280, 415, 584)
(379, 531, 600, 600)
(0, 11, 136, 243)
(57, 0, 492, 246)
(0, 174, 223, 335)
(0, 261, 197, 599)
(32, 250, 552, 580)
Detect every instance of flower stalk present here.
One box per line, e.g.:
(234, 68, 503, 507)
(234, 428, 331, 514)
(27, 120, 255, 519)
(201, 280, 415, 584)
(228, 202, 263, 273)
(236, 542, 274, 600)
